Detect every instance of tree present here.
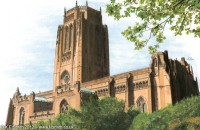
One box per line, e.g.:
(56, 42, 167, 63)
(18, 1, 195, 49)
(76, 96, 136, 130)
(68, 96, 139, 130)
(106, 0, 200, 54)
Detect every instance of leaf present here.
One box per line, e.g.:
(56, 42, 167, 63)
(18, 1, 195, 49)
(106, 0, 198, 53)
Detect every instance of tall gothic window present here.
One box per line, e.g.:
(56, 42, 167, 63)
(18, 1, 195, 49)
(60, 99, 68, 113)
(65, 26, 68, 51)
(136, 96, 147, 112)
(57, 27, 61, 60)
(19, 107, 25, 125)
(69, 25, 73, 50)
(154, 58, 158, 67)
(95, 25, 101, 49)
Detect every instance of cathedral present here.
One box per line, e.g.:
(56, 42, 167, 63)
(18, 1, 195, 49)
(6, 2, 199, 126)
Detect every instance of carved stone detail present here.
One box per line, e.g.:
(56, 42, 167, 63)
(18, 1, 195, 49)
(133, 80, 148, 90)
(56, 84, 71, 95)
(115, 84, 126, 93)
(62, 51, 71, 62)
(95, 87, 109, 96)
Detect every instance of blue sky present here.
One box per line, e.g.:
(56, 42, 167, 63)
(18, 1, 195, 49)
(0, 0, 199, 125)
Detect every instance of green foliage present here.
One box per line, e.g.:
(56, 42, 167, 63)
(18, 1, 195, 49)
(106, 0, 200, 54)
(22, 96, 139, 130)
(74, 96, 140, 130)
(168, 117, 200, 130)
(8, 96, 200, 130)
(129, 96, 200, 130)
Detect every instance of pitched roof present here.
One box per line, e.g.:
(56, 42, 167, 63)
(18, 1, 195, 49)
(34, 96, 49, 102)
(80, 88, 94, 93)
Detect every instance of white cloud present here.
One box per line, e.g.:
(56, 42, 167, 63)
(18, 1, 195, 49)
(0, 0, 199, 125)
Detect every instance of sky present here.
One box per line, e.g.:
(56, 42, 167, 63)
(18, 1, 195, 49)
(0, 0, 199, 125)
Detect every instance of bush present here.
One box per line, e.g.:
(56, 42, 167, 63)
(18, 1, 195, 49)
(129, 96, 200, 130)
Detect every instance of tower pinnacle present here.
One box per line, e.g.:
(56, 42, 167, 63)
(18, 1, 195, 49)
(86, 0, 88, 6)
(16, 87, 20, 94)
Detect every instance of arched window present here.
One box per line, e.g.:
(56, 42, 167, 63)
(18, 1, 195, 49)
(19, 107, 25, 125)
(136, 96, 147, 112)
(60, 99, 68, 113)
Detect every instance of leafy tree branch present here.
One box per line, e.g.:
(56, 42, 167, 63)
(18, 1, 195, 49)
(106, 0, 200, 54)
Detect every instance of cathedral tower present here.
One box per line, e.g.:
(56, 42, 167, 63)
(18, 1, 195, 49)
(53, 3, 109, 92)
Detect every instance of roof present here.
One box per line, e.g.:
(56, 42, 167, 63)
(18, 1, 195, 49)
(80, 88, 94, 93)
(34, 96, 49, 102)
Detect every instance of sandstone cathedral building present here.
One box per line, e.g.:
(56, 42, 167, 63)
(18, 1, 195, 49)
(6, 2, 199, 126)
